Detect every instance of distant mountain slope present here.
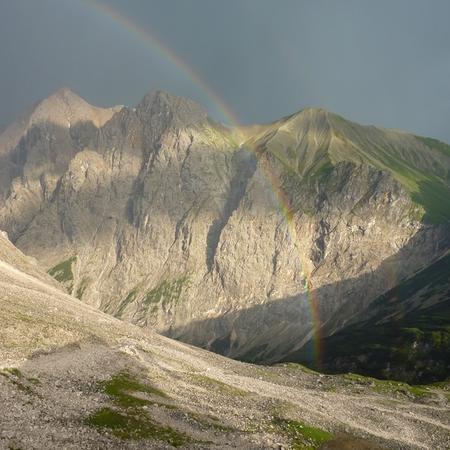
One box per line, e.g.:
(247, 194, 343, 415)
(286, 252, 450, 383)
(248, 108, 450, 222)
(0, 88, 449, 365)
(3, 229, 449, 449)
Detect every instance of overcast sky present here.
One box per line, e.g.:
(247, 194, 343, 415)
(0, 0, 449, 141)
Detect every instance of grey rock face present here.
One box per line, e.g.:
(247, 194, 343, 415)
(0, 88, 121, 239)
(0, 89, 449, 362)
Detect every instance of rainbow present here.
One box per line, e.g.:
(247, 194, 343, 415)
(84, 0, 238, 126)
(84, 0, 323, 366)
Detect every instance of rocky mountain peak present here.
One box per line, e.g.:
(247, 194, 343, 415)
(296, 106, 330, 116)
(49, 86, 82, 101)
(0, 88, 122, 162)
(29, 87, 122, 129)
(136, 90, 208, 129)
(0, 89, 123, 233)
(279, 106, 331, 130)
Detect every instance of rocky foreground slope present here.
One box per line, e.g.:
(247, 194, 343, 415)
(0, 88, 449, 366)
(0, 232, 449, 449)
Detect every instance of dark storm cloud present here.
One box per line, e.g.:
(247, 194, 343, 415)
(0, 0, 449, 141)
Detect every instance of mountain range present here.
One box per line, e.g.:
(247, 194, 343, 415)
(1, 88, 449, 376)
(1, 88, 449, 371)
(1, 87, 450, 448)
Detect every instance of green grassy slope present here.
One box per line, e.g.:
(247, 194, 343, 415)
(247, 109, 450, 223)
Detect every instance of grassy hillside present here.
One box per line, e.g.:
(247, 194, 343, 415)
(248, 109, 450, 223)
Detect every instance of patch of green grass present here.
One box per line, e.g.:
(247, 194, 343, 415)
(411, 177, 450, 223)
(190, 374, 248, 396)
(115, 287, 139, 318)
(401, 327, 425, 339)
(407, 385, 430, 397)
(278, 362, 321, 375)
(143, 275, 190, 310)
(101, 371, 167, 407)
(48, 256, 76, 292)
(4, 367, 21, 377)
(415, 135, 450, 158)
(86, 371, 190, 445)
(406, 203, 425, 222)
(251, 366, 282, 382)
(273, 417, 333, 449)
(425, 382, 450, 401)
(353, 143, 450, 223)
(343, 373, 430, 397)
(426, 380, 450, 390)
(1, 367, 39, 385)
(377, 151, 450, 223)
(308, 157, 334, 182)
(86, 407, 189, 446)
